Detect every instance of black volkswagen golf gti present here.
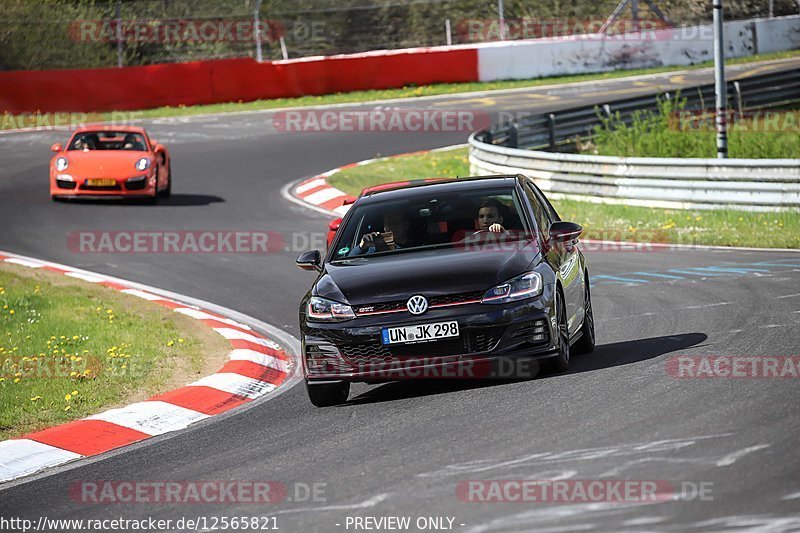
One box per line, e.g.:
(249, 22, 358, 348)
(297, 175, 595, 406)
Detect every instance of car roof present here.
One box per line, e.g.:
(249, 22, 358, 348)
(72, 125, 147, 134)
(355, 175, 521, 204)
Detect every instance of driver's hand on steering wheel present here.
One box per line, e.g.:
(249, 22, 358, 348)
(360, 232, 380, 248)
(488, 223, 505, 233)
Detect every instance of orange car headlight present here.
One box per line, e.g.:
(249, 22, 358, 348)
(135, 158, 151, 171)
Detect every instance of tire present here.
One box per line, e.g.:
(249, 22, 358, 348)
(306, 381, 350, 407)
(159, 162, 172, 198)
(546, 289, 570, 373)
(147, 171, 159, 203)
(573, 273, 596, 354)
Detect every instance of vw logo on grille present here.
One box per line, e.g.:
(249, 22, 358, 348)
(406, 295, 429, 315)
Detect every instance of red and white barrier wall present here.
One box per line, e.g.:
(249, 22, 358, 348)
(477, 15, 800, 81)
(1, 16, 798, 114)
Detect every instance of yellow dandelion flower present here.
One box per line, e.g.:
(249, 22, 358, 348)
(167, 340, 175, 347)
(9, 310, 14, 315)
(13, 378, 20, 383)
(72, 335, 79, 340)
(70, 371, 77, 377)
(64, 406, 71, 411)
(65, 393, 72, 401)
(71, 390, 78, 395)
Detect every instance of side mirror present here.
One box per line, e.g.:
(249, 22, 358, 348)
(328, 218, 342, 232)
(51, 143, 62, 152)
(548, 221, 583, 244)
(296, 250, 322, 272)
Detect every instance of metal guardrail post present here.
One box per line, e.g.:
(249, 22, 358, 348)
(547, 114, 556, 149)
(733, 81, 743, 119)
(509, 122, 519, 148)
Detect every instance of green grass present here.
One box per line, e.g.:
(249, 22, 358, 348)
(587, 98, 800, 158)
(3, 49, 800, 130)
(0, 264, 228, 439)
(328, 146, 800, 249)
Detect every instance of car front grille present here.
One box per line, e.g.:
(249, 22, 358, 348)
(354, 290, 485, 316)
(339, 326, 505, 367)
(80, 183, 121, 191)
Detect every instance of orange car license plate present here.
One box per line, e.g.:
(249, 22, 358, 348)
(86, 178, 117, 187)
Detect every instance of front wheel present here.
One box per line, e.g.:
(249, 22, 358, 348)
(573, 274, 595, 354)
(545, 289, 570, 373)
(159, 162, 172, 198)
(306, 381, 350, 407)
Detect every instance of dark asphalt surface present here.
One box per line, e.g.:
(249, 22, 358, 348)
(1, 58, 800, 532)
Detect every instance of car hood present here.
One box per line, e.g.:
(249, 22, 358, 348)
(317, 242, 540, 306)
(55, 151, 151, 178)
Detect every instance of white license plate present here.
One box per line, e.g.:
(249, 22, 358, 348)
(381, 321, 459, 345)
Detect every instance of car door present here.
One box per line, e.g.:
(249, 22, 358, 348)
(523, 181, 584, 336)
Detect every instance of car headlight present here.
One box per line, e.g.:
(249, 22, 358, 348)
(56, 157, 68, 171)
(307, 296, 355, 322)
(135, 158, 151, 171)
(481, 271, 543, 303)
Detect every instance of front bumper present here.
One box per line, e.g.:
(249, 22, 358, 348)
(302, 290, 559, 382)
(50, 174, 156, 198)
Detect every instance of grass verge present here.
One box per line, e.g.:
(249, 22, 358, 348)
(0, 263, 230, 440)
(586, 98, 800, 158)
(3, 50, 800, 130)
(327, 147, 799, 249)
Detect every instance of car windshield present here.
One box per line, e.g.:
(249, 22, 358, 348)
(331, 186, 534, 260)
(68, 131, 147, 151)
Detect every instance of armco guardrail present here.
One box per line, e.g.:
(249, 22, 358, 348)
(479, 68, 800, 150)
(471, 67, 800, 212)
(469, 136, 800, 211)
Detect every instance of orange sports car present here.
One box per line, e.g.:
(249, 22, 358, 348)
(50, 126, 171, 201)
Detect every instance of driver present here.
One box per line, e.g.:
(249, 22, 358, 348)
(73, 135, 92, 151)
(477, 198, 506, 233)
(350, 209, 411, 256)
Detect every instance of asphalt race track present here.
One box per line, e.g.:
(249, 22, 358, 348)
(1, 59, 800, 531)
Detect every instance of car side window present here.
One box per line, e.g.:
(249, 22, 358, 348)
(528, 181, 560, 223)
(523, 182, 552, 237)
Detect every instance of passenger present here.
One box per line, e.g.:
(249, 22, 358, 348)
(351, 209, 411, 255)
(122, 133, 140, 150)
(477, 198, 506, 233)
